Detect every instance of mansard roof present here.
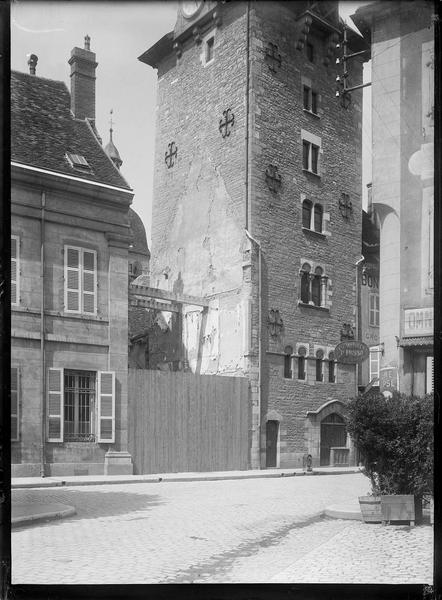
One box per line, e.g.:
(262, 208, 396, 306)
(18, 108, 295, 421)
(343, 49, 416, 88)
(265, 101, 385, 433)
(11, 70, 131, 191)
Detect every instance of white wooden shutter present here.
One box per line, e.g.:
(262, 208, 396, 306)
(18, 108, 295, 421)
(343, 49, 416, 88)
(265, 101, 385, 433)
(65, 247, 80, 312)
(11, 236, 19, 305)
(47, 368, 64, 442)
(11, 367, 19, 441)
(82, 250, 97, 314)
(426, 356, 434, 394)
(97, 371, 115, 443)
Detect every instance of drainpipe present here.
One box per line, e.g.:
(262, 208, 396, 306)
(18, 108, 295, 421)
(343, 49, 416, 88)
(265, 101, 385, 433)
(245, 230, 261, 470)
(354, 255, 364, 395)
(245, 0, 251, 230)
(40, 192, 46, 477)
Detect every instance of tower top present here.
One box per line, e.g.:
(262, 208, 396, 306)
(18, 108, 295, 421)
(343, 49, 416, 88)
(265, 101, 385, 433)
(104, 109, 123, 169)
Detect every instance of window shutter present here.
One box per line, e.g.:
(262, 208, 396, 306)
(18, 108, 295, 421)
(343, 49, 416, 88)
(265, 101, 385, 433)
(97, 371, 115, 443)
(11, 236, 18, 305)
(82, 250, 97, 314)
(426, 356, 434, 394)
(65, 247, 80, 312)
(47, 368, 64, 442)
(11, 367, 19, 441)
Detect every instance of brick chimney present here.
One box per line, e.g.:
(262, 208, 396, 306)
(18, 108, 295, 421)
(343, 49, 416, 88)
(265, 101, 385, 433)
(68, 35, 98, 121)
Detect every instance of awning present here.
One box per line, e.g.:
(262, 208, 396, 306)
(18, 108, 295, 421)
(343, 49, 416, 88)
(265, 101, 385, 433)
(399, 336, 433, 348)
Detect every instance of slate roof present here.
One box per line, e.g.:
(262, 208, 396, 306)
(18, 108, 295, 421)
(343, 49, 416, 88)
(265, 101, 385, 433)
(129, 208, 150, 257)
(11, 70, 131, 190)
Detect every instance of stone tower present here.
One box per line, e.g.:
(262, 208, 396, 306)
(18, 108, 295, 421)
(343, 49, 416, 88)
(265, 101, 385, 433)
(140, 1, 366, 469)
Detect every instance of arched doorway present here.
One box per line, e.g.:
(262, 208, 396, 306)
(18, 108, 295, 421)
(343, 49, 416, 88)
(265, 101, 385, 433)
(266, 420, 279, 467)
(320, 413, 346, 466)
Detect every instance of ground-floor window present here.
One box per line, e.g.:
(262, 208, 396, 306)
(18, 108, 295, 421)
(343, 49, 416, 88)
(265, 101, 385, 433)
(47, 368, 115, 443)
(64, 370, 96, 441)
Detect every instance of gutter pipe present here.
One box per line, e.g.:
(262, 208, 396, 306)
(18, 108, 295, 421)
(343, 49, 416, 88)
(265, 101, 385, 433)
(40, 191, 46, 477)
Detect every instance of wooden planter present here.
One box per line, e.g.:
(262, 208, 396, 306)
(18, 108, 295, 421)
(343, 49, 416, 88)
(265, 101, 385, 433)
(380, 494, 415, 526)
(359, 496, 382, 523)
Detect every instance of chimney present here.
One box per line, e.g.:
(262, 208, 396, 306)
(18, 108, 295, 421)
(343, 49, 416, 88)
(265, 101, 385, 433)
(68, 35, 98, 121)
(27, 54, 38, 75)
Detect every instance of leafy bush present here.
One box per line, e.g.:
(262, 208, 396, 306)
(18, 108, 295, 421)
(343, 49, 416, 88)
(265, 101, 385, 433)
(345, 390, 433, 499)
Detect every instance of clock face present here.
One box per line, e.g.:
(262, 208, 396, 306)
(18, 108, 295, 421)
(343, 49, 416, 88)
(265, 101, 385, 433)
(181, 0, 203, 18)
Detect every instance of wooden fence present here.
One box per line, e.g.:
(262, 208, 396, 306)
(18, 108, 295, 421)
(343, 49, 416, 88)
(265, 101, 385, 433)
(128, 369, 250, 474)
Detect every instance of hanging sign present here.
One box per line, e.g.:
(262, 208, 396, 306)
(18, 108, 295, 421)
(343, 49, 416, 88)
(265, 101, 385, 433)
(334, 341, 369, 364)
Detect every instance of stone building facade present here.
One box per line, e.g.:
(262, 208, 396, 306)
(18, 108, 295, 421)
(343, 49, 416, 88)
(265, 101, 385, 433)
(140, 1, 366, 469)
(352, 0, 434, 397)
(11, 40, 136, 476)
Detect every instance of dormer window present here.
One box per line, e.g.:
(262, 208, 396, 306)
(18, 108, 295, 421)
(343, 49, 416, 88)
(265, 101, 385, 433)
(66, 153, 91, 170)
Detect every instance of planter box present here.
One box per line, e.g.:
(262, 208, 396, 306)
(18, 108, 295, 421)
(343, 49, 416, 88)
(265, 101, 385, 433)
(359, 496, 382, 523)
(380, 494, 415, 526)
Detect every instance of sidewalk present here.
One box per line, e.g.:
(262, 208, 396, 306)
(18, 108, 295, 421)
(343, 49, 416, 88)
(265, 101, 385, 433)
(12, 465, 362, 489)
(12, 466, 363, 527)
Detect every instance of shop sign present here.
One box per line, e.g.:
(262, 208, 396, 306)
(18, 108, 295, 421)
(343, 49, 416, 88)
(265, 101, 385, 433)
(334, 341, 369, 364)
(379, 366, 398, 392)
(404, 307, 433, 336)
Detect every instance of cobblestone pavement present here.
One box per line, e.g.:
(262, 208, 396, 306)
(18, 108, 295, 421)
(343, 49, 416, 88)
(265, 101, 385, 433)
(11, 474, 432, 584)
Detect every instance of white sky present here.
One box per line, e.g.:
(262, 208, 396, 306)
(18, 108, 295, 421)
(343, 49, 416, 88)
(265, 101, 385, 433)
(11, 1, 372, 247)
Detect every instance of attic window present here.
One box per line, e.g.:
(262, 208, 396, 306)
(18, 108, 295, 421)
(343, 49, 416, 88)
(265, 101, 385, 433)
(66, 153, 91, 170)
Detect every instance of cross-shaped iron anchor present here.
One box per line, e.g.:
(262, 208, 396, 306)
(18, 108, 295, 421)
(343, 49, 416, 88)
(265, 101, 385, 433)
(219, 108, 235, 138)
(339, 193, 353, 219)
(165, 142, 178, 169)
(265, 42, 282, 73)
(265, 164, 281, 193)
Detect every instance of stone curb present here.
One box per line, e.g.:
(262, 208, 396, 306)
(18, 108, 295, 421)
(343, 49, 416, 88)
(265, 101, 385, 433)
(12, 468, 363, 489)
(12, 503, 76, 527)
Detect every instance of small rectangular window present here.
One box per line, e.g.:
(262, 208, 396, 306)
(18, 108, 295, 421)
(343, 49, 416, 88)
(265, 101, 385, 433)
(302, 140, 320, 175)
(306, 43, 314, 62)
(284, 354, 292, 379)
(66, 153, 90, 170)
(206, 37, 214, 63)
(311, 145, 319, 174)
(311, 92, 318, 114)
(302, 141, 309, 170)
(303, 86, 310, 110)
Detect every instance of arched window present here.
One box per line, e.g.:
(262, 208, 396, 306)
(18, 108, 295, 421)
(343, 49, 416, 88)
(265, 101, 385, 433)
(300, 263, 327, 308)
(328, 351, 335, 383)
(297, 346, 307, 380)
(300, 263, 310, 304)
(302, 200, 312, 228)
(314, 204, 323, 232)
(284, 345, 293, 379)
(315, 349, 324, 382)
(311, 267, 323, 306)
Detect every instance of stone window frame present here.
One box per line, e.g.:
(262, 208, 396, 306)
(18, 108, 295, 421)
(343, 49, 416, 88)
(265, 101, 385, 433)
(298, 259, 330, 311)
(327, 348, 337, 383)
(201, 29, 216, 67)
(294, 343, 308, 382)
(301, 76, 320, 117)
(301, 129, 322, 176)
(283, 345, 294, 379)
(300, 193, 330, 238)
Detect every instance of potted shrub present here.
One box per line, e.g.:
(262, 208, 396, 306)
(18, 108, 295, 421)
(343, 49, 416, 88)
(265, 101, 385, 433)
(345, 390, 433, 525)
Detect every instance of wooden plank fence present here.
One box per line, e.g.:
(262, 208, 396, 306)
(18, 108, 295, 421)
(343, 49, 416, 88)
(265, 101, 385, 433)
(128, 369, 250, 474)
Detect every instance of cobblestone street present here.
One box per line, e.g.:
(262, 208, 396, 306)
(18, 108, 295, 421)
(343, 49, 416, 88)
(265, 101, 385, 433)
(12, 473, 433, 584)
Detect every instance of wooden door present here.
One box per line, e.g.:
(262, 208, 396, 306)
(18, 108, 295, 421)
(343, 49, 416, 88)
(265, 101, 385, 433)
(320, 413, 346, 466)
(266, 420, 278, 468)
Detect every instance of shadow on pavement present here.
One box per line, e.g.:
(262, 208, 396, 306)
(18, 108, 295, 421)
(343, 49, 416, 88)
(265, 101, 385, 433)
(12, 488, 165, 527)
